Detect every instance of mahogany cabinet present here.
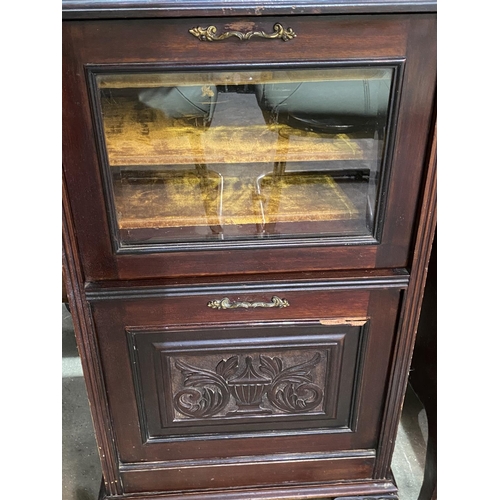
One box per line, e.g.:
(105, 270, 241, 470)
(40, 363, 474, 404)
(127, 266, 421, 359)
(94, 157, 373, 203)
(62, 1, 436, 498)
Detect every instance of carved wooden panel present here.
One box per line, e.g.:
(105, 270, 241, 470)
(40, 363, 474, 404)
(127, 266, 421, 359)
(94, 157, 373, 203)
(169, 350, 327, 419)
(129, 323, 367, 441)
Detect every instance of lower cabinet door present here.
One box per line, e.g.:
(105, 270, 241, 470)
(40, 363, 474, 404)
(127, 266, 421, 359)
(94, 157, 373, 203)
(90, 286, 402, 493)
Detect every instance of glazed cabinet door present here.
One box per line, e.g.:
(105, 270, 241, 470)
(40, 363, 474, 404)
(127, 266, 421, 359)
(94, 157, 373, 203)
(62, 14, 436, 281)
(90, 285, 402, 494)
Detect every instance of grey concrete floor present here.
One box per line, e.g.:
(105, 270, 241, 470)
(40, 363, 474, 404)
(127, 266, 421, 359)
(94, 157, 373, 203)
(62, 305, 428, 500)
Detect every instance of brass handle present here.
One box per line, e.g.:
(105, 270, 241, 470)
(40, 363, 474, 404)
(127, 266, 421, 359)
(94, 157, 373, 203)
(207, 296, 290, 310)
(189, 23, 296, 42)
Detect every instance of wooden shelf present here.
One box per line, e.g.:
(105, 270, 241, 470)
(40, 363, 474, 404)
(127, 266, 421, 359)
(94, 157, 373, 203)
(101, 96, 375, 167)
(97, 68, 393, 89)
(113, 170, 364, 230)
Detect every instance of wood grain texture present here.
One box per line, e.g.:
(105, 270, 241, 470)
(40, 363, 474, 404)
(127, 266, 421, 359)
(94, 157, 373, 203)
(63, 6, 436, 499)
(84, 268, 410, 300)
(120, 454, 375, 493)
(409, 235, 436, 500)
(63, 0, 437, 20)
(128, 325, 361, 439)
(97, 477, 398, 499)
(90, 287, 400, 470)
(374, 14, 436, 268)
(373, 116, 436, 478)
(113, 171, 362, 228)
(62, 15, 435, 281)
(101, 98, 371, 166)
(62, 174, 122, 495)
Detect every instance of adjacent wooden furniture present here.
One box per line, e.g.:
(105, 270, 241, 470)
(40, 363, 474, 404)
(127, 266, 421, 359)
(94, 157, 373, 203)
(410, 234, 437, 500)
(62, 2, 436, 499)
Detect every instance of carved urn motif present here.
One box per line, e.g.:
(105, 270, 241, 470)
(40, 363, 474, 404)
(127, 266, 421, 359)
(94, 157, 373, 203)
(173, 352, 324, 418)
(227, 356, 272, 415)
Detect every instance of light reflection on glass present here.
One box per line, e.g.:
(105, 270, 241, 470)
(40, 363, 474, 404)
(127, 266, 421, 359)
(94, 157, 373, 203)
(97, 68, 393, 245)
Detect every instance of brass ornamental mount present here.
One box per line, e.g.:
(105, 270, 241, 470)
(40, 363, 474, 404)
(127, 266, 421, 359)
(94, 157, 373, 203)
(207, 296, 290, 309)
(189, 23, 297, 42)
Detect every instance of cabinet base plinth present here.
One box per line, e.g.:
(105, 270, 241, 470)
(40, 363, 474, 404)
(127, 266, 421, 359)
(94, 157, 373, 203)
(337, 496, 398, 500)
(98, 477, 398, 500)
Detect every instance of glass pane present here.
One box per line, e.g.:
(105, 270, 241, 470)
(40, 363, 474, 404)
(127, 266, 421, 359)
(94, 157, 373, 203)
(96, 67, 394, 246)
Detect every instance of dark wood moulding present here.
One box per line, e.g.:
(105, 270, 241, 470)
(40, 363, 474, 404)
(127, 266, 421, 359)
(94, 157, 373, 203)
(63, 0, 437, 20)
(63, 5, 436, 499)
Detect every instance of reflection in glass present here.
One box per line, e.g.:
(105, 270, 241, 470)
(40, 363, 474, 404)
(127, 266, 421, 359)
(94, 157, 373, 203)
(96, 68, 394, 245)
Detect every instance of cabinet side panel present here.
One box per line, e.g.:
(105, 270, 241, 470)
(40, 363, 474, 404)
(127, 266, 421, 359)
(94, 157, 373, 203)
(62, 173, 122, 495)
(374, 113, 436, 478)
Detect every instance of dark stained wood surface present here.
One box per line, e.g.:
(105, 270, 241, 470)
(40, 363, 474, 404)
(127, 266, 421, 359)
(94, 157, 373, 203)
(374, 15, 436, 268)
(84, 267, 409, 300)
(98, 477, 398, 499)
(63, 0, 437, 20)
(410, 234, 437, 500)
(63, 175, 123, 496)
(120, 454, 375, 493)
(62, 14, 436, 282)
(90, 287, 400, 477)
(373, 115, 436, 479)
(63, 6, 436, 499)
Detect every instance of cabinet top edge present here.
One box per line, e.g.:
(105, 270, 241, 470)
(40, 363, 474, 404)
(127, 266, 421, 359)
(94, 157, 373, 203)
(62, 0, 437, 20)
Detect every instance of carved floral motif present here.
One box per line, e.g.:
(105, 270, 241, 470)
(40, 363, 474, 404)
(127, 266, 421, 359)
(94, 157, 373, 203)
(173, 352, 323, 418)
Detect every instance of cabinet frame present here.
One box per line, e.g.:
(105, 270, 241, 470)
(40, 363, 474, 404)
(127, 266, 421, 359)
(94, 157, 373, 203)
(63, 13, 436, 281)
(86, 277, 406, 495)
(62, 4, 437, 499)
(86, 59, 405, 255)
